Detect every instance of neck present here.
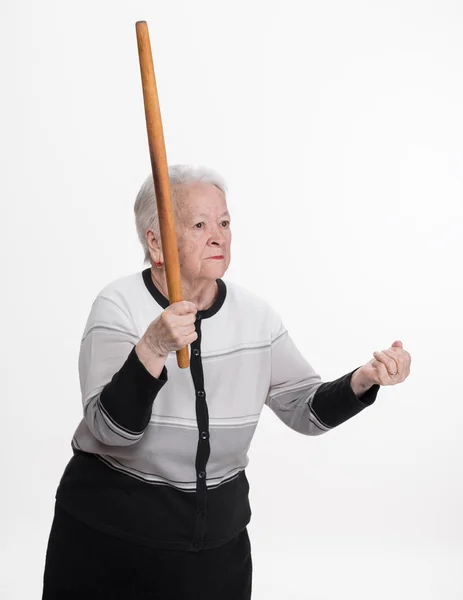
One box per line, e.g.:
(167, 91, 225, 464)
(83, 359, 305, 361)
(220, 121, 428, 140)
(150, 267, 218, 311)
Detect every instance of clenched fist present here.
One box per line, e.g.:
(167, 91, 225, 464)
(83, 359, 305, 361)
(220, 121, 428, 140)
(141, 301, 199, 357)
(364, 340, 411, 386)
(350, 340, 411, 398)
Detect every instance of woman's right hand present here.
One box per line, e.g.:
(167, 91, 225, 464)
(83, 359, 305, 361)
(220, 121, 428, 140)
(140, 301, 199, 357)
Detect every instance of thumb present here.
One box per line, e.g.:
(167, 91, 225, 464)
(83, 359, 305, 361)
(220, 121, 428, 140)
(391, 340, 403, 348)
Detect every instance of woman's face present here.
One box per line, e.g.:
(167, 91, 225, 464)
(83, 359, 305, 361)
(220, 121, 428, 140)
(172, 181, 231, 283)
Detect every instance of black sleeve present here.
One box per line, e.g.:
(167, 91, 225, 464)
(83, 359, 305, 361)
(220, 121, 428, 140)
(310, 367, 380, 428)
(99, 347, 168, 434)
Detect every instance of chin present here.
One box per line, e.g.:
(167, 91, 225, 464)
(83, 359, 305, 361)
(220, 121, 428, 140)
(203, 262, 227, 278)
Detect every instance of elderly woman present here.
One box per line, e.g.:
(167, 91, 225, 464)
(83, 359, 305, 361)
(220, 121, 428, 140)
(42, 165, 411, 599)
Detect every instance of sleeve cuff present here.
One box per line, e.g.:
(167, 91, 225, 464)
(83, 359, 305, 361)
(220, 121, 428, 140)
(310, 367, 379, 429)
(131, 345, 168, 387)
(99, 347, 168, 434)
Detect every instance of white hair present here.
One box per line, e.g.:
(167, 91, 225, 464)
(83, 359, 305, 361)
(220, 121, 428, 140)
(134, 164, 228, 264)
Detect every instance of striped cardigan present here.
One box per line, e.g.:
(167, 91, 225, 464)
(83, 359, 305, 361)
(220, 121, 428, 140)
(55, 268, 379, 551)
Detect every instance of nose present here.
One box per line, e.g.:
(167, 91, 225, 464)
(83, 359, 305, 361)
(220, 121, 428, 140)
(207, 224, 226, 246)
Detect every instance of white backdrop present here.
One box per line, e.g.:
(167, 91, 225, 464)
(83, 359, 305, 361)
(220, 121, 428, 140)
(2, 0, 462, 598)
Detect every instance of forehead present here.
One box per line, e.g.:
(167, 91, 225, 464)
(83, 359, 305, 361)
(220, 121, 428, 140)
(172, 182, 228, 216)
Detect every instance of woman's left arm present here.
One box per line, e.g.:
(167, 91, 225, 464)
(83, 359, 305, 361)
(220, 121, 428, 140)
(265, 310, 411, 435)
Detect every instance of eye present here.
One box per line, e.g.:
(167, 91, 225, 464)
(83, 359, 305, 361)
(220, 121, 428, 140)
(194, 222, 204, 229)
(221, 220, 230, 228)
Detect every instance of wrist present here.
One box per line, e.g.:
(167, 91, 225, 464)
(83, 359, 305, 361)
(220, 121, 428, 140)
(137, 336, 167, 360)
(135, 338, 168, 378)
(350, 366, 374, 398)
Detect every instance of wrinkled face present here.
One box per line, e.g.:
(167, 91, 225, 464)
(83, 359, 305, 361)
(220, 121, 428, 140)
(173, 181, 231, 282)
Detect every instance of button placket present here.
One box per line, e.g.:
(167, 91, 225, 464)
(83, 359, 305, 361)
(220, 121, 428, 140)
(189, 312, 211, 549)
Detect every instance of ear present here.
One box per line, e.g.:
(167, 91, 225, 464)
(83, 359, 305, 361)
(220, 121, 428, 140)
(146, 230, 164, 264)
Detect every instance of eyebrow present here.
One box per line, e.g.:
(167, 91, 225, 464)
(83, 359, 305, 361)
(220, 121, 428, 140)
(195, 212, 230, 219)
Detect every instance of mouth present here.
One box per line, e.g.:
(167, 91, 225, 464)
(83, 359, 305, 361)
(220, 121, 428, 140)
(207, 256, 224, 260)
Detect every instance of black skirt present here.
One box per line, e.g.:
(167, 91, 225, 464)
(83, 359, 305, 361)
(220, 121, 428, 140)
(42, 502, 253, 599)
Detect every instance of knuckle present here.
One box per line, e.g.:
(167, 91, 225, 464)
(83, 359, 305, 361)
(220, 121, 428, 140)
(184, 301, 195, 312)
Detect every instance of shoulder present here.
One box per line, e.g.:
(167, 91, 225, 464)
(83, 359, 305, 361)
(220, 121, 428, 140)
(224, 279, 272, 313)
(89, 271, 147, 321)
(97, 271, 145, 303)
(223, 279, 285, 338)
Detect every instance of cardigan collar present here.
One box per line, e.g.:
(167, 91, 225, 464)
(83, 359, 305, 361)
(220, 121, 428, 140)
(142, 268, 227, 319)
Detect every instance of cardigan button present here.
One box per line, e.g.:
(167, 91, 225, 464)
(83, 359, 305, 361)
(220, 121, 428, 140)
(192, 348, 200, 357)
(198, 471, 206, 479)
(196, 390, 205, 398)
(193, 540, 202, 549)
(200, 431, 208, 440)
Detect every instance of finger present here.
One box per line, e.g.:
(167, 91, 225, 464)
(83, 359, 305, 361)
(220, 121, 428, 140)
(169, 325, 197, 349)
(169, 301, 198, 316)
(176, 330, 198, 348)
(387, 348, 411, 373)
(162, 310, 197, 329)
(187, 330, 199, 345)
(382, 348, 404, 368)
(177, 323, 197, 336)
(373, 351, 398, 375)
(175, 313, 198, 327)
(372, 359, 393, 385)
